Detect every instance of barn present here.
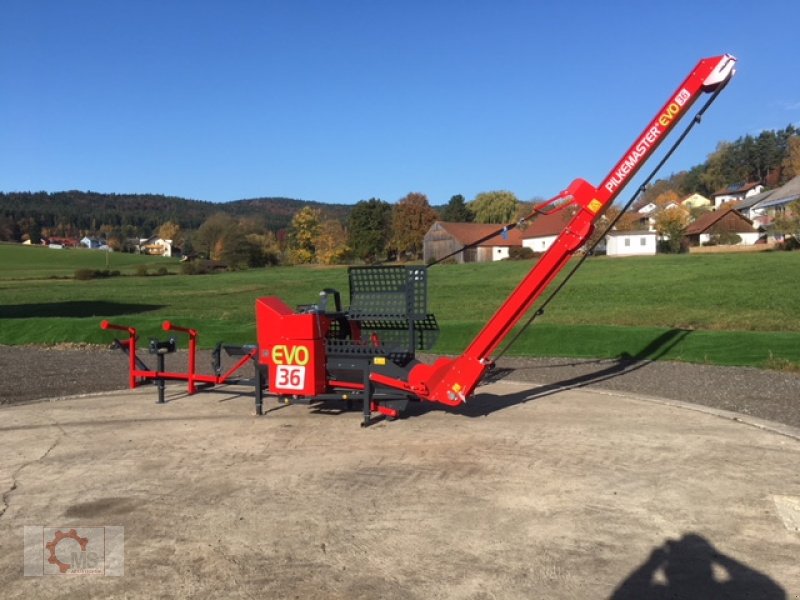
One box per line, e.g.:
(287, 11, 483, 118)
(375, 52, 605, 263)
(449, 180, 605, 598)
(685, 209, 760, 246)
(423, 222, 524, 264)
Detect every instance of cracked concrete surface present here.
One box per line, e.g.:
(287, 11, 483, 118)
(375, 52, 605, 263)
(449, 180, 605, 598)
(0, 382, 799, 599)
(0, 420, 63, 521)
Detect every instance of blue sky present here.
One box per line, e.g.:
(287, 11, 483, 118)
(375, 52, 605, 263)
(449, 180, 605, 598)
(2, 0, 799, 205)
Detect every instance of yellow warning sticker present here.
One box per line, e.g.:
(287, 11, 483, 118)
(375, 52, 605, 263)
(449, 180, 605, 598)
(373, 357, 387, 366)
(588, 199, 603, 214)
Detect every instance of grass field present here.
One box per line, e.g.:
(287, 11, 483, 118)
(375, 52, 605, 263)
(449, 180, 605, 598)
(0, 243, 181, 279)
(0, 244, 798, 369)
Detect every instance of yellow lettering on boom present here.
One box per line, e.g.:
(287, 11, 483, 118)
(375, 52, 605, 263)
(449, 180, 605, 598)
(658, 102, 681, 127)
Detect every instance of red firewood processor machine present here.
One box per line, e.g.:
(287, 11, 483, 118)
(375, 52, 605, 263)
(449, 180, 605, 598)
(104, 55, 737, 426)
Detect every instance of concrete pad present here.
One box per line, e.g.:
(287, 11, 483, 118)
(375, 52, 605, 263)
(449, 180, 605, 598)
(1, 381, 799, 599)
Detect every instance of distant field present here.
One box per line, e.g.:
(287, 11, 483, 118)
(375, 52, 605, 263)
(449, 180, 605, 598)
(0, 243, 180, 279)
(0, 244, 798, 369)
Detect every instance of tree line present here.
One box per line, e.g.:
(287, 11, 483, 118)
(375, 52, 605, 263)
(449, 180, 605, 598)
(0, 192, 350, 247)
(2, 124, 798, 265)
(185, 191, 525, 268)
(637, 124, 799, 206)
(0, 185, 529, 268)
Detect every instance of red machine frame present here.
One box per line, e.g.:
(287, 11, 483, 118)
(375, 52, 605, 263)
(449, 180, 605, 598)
(100, 320, 257, 398)
(373, 54, 737, 407)
(102, 54, 736, 425)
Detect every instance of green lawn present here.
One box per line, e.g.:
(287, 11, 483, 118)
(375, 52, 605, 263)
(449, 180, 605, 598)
(0, 243, 180, 279)
(0, 244, 798, 370)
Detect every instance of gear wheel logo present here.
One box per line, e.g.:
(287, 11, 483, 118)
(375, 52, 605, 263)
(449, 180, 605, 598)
(45, 529, 89, 574)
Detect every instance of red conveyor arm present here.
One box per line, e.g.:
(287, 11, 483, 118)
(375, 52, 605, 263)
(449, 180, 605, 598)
(372, 54, 737, 406)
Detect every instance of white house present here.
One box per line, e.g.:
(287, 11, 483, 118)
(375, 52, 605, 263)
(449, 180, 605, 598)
(605, 230, 657, 256)
(633, 201, 686, 232)
(139, 236, 174, 257)
(520, 210, 572, 253)
(732, 176, 800, 234)
(79, 236, 109, 250)
(522, 234, 559, 253)
(712, 182, 764, 209)
(734, 189, 776, 228)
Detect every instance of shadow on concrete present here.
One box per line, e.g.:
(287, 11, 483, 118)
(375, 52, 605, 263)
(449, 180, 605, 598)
(401, 328, 692, 420)
(609, 533, 785, 599)
(450, 328, 693, 418)
(0, 301, 164, 319)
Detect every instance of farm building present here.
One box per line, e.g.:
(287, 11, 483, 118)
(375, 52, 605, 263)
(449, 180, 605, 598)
(685, 208, 760, 246)
(605, 230, 657, 256)
(423, 222, 524, 263)
(423, 211, 574, 263)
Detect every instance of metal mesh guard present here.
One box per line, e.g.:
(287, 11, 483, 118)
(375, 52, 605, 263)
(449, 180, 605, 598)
(325, 266, 439, 355)
(348, 266, 428, 318)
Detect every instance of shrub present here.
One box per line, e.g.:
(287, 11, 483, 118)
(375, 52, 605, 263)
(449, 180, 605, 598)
(657, 238, 689, 254)
(507, 246, 536, 260)
(135, 265, 149, 277)
(181, 261, 210, 275)
(156, 266, 168, 276)
(73, 269, 119, 280)
(74, 268, 94, 280)
(713, 231, 742, 246)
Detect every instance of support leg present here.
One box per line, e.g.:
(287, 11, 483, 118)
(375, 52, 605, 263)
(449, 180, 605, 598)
(254, 364, 264, 416)
(156, 353, 166, 404)
(361, 362, 371, 428)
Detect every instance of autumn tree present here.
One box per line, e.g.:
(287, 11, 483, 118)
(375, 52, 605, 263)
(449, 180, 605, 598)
(288, 206, 321, 264)
(653, 190, 681, 208)
(782, 135, 800, 181)
(654, 206, 690, 253)
(390, 192, 438, 260)
(315, 220, 349, 265)
(157, 220, 182, 243)
(468, 191, 519, 224)
(440, 194, 472, 222)
(104, 231, 126, 251)
(640, 179, 682, 207)
(614, 211, 645, 231)
(195, 213, 237, 260)
(348, 198, 392, 263)
(218, 229, 252, 268)
(0, 216, 20, 242)
(689, 205, 712, 222)
(772, 199, 800, 242)
(244, 232, 281, 267)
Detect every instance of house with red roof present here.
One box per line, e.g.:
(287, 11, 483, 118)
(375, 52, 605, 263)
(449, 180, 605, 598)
(423, 222, 524, 263)
(685, 208, 760, 246)
(423, 211, 574, 263)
